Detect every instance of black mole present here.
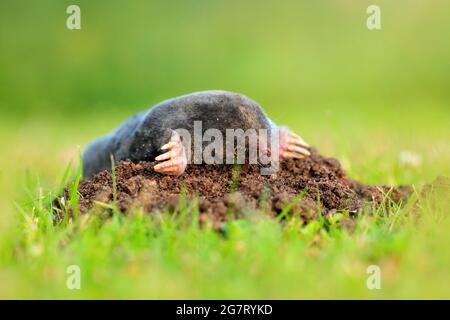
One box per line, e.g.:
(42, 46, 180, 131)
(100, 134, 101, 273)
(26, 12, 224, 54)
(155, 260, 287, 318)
(82, 90, 310, 177)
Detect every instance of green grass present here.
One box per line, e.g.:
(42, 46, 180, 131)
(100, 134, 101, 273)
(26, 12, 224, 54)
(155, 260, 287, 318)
(0, 0, 449, 299)
(2, 168, 449, 299)
(1, 119, 449, 299)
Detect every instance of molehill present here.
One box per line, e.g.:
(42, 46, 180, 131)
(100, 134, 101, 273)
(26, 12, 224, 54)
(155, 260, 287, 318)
(73, 148, 413, 225)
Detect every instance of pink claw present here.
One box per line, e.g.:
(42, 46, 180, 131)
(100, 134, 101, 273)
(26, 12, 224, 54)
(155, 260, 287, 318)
(278, 127, 310, 160)
(154, 131, 187, 176)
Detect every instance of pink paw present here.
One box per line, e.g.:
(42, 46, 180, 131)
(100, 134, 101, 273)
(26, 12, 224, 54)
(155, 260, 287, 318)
(154, 131, 187, 176)
(278, 127, 310, 160)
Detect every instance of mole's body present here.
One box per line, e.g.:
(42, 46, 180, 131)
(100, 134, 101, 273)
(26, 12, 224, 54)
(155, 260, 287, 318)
(83, 90, 309, 177)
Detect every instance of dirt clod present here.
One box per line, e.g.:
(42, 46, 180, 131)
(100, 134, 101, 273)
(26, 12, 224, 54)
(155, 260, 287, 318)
(75, 148, 412, 223)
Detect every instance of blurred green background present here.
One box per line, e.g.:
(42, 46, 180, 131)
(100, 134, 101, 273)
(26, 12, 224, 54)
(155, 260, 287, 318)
(0, 0, 449, 298)
(1, 0, 449, 118)
(1, 0, 448, 190)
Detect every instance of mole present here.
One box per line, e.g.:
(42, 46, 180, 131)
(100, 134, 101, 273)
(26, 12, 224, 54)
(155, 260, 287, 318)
(82, 90, 310, 177)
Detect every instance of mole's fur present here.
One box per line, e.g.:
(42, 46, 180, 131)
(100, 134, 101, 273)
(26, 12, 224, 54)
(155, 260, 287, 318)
(82, 90, 307, 177)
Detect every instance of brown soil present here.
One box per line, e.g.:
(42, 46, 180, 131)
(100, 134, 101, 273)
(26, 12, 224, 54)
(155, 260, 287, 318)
(73, 148, 413, 224)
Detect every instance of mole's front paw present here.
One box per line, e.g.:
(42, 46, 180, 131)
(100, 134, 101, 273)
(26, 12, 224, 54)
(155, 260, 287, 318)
(154, 130, 187, 176)
(278, 127, 310, 160)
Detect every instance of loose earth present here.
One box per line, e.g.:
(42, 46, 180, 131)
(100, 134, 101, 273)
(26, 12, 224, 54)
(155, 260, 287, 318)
(74, 148, 413, 225)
